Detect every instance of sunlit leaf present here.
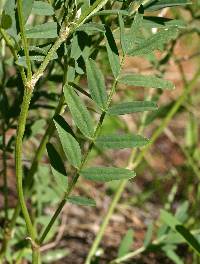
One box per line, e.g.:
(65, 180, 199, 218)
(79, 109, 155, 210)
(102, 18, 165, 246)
(80, 167, 136, 182)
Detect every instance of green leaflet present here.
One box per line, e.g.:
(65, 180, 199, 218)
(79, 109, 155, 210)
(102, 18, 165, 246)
(66, 196, 96, 207)
(119, 13, 144, 55)
(95, 134, 149, 149)
(161, 210, 200, 256)
(118, 229, 134, 258)
(128, 28, 179, 56)
(1, 0, 17, 37)
(26, 22, 58, 39)
(144, 0, 191, 11)
(143, 222, 154, 248)
(119, 74, 174, 90)
(86, 59, 108, 110)
(80, 167, 136, 182)
(77, 23, 105, 34)
(32, 1, 54, 16)
(54, 116, 82, 169)
(143, 16, 186, 29)
(22, 0, 34, 22)
(64, 85, 94, 138)
(118, 14, 126, 55)
(108, 101, 158, 115)
(105, 26, 121, 79)
(46, 143, 68, 191)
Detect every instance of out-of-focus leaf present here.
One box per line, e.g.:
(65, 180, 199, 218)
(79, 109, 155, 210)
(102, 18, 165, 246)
(144, 222, 154, 247)
(22, 0, 34, 22)
(118, 229, 134, 257)
(32, 1, 54, 16)
(144, 0, 192, 11)
(66, 196, 96, 206)
(42, 249, 70, 263)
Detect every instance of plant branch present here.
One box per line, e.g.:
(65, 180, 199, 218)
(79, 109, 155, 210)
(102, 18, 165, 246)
(39, 55, 125, 245)
(16, 0, 32, 81)
(85, 67, 200, 263)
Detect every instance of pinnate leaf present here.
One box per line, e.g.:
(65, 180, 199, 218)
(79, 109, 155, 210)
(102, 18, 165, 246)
(108, 101, 157, 115)
(32, 1, 54, 16)
(54, 116, 82, 169)
(46, 143, 67, 191)
(119, 74, 174, 90)
(144, 0, 191, 11)
(86, 59, 108, 110)
(105, 26, 121, 79)
(64, 85, 94, 138)
(26, 22, 58, 39)
(80, 167, 136, 182)
(118, 229, 134, 257)
(95, 134, 149, 149)
(66, 196, 96, 207)
(128, 28, 179, 56)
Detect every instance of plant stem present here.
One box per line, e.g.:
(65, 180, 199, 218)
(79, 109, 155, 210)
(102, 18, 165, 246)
(0, 27, 27, 84)
(85, 68, 200, 263)
(39, 55, 125, 244)
(16, 0, 32, 81)
(15, 87, 36, 239)
(110, 229, 200, 263)
(85, 180, 127, 264)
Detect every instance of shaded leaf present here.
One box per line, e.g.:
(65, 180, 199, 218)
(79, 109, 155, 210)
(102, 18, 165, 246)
(105, 26, 121, 79)
(54, 116, 82, 169)
(176, 225, 200, 256)
(144, 0, 191, 11)
(46, 143, 67, 191)
(80, 167, 136, 182)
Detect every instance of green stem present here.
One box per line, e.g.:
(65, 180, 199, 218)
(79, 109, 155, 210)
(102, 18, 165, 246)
(85, 180, 127, 264)
(15, 87, 36, 239)
(110, 229, 200, 263)
(85, 68, 200, 263)
(16, 0, 32, 81)
(2, 122, 8, 221)
(0, 27, 27, 84)
(39, 56, 125, 245)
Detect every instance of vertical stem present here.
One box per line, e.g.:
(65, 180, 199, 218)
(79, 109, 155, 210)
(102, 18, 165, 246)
(85, 68, 200, 263)
(15, 87, 36, 239)
(85, 180, 127, 264)
(16, 0, 32, 81)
